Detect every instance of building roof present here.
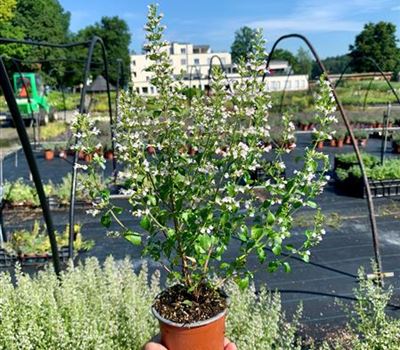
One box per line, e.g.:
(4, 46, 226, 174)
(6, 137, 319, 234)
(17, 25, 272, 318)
(87, 75, 115, 93)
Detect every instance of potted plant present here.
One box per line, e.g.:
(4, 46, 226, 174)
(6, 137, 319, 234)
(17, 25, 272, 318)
(311, 133, 324, 149)
(103, 143, 114, 160)
(72, 5, 337, 350)
(334, 129, 346, 148)
(43, 144, 55, 160)
(392, 132, 400, 154)
(354, 129, 369, 147)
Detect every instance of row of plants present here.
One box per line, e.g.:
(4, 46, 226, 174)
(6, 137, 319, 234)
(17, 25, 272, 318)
(46, 91, 117, 113)
(42, 142, 114, 161)
(334, 152, 400, 197)
(313, 129, 369, 149)
(292, 113, 400, 131)
(0, 257, 397, 349)
(335, 153, 400, 182)
(2, 221, 93, 257)
(3, 175, 94, 208)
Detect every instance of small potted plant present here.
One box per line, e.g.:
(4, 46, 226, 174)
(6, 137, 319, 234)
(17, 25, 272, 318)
(73, 5, 337, 350)
(354, 129, 369, 147)
(392, 132, 400, 154)
(43, 144, 55, 160)
(103, 143, 114, 160)
(334, 128, 346, 148)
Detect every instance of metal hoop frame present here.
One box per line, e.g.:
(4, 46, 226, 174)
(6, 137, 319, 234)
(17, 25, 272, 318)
(0, 36, 114, 275)
(263, 33, 389, 281)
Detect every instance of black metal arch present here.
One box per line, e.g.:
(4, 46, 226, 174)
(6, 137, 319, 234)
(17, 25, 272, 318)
(68, 36, 115, 260)
(207, 55, 233, 93)
(263, 33, 384, 281)
(0, 36, 114, 275)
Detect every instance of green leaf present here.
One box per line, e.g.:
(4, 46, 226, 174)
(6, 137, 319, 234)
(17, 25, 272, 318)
(272, 244, 282, 256)
(267, 211, 275, 225)
(123, 230, 142, 246)
(283, 262, 291, 273)
(306, 201, 317, 209)
(268, 261, 280, 273)
(140, 216, 151, 231)
(238, 276, 249, 290)
(101, 213, 112, 228)
(113, 206, 123, 215)
(251, 226, 263, 240)
(147, 195, 157, 206)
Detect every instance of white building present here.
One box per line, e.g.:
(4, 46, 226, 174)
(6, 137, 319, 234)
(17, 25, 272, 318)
(131, 42, 308, 95)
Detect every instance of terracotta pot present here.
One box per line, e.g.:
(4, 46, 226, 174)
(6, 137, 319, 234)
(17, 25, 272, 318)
(44, 149, 54, 161)
(316, 141, 324, 149)
(359, 139, 368, 147)
(104, 150, 114, 160)
(336, 139, 344, 148)
(147, 145, 156, 155)
(153, 307, 227, 350)
(84, 153, 93, 162)
(330, 139, 337, 147)
(300, 123, 309, 131)
(78, 150, 85, 160)
(344, 136, 352, 144)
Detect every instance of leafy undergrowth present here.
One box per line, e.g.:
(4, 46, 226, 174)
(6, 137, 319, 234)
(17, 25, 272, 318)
(0, 258, 398, 349)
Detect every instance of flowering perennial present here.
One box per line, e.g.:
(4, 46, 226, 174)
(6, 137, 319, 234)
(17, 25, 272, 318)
(72, 4, 337, 292)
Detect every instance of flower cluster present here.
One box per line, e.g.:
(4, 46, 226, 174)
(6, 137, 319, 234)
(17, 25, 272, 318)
(74, 4, 337, 292)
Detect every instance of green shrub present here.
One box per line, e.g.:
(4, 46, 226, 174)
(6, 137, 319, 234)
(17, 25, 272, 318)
(0, 257, 304, 350)
(335, 153, 379, 168)
(4, 178, 39, 206)
(3, 222, 93, 256)
(321, 267, 400, 350)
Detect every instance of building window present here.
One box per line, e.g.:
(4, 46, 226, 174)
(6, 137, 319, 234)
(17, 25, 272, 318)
(146, 76, 150, 82)
(194, 58, 200, 65)
(133, 72, 137, 78)
(132, 60, 136, 66)
(150, 86, 155, 94)
(136, 88, 140, 93)
(181, 58, 186, 65)
(142, 87, 148, 94)
(181, 48, 186, 54)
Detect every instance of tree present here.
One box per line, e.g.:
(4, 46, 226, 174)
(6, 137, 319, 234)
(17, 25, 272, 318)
(0, 0, 16, 22)
(296, 47, 313, 77)
(0, 0, 27, 59)
(349, 21, 400, 73)
(73, 16, 131, 86)
(6, 0, 71, 85)
(311, 54, 352, 79)
(271, 48, 299, 73)
(230, 26, 258, 63)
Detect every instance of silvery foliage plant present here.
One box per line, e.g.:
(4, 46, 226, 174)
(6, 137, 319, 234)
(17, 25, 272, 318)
(72, 4, 337, 294)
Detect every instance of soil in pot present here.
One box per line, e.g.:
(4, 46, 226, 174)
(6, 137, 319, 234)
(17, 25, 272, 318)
(153, 284, 227, 350)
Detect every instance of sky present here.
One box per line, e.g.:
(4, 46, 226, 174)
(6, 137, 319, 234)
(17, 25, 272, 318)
(59, 0, 400, 58)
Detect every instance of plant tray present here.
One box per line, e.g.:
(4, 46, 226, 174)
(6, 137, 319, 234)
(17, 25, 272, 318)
(0, 246, 70, 268)
(335, 177, 400, 198)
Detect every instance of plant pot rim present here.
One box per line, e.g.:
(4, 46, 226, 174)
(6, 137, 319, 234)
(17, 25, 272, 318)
(151, 305, 227, 329)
